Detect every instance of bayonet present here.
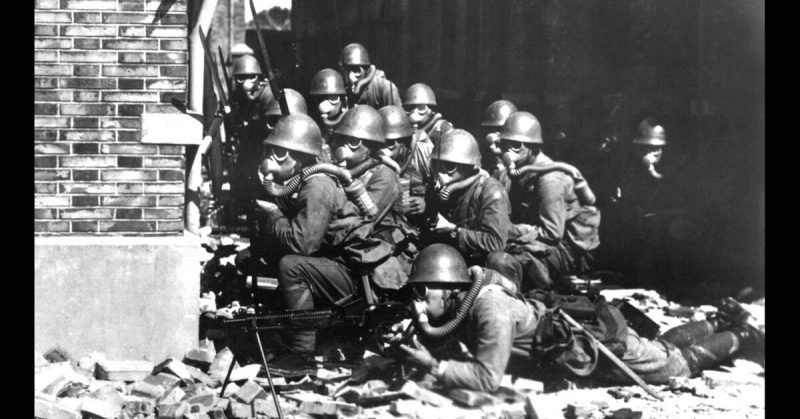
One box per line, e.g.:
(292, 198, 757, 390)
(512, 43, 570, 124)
(249, 0, 289, 115)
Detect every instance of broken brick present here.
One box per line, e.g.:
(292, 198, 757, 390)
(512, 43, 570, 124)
(130, 381, 167, 400)
(35, 398, 82, 419)
(121, 397, 155, 417)
(234, 380, 268, 404)
(156, 402, 189, 419)
(500, 402, 526, 419)
(186, 364, 216, 387)
(81, 397, 122, 419)
(95, 359, 154, 382)
(449, 388, 500, 407)
(566, 402, 598, 418)
(512, 378, 544, 395)
(227, 400, 253, 418)
(253, 398, 280, 418)
(144, 373, 183, 392)
(524, 394, 563, 419)
(35, 351, 50, 367)
(209, 348, 236, 382)
(153, 358, 193, 383)
(400, 380, 452, 407)
(702, 370, 764, 388)
(206, 407, 228, 419)
(185, 338, 217, 366)
(220, 382, 240, 398)
(158, 386, 186, 405)
(35, 362, 74, 392)
(607, 408, 644, 419)
(44, 346, 74, 363)
(186, 392, 218, 413)
(229, 364, 262, 382)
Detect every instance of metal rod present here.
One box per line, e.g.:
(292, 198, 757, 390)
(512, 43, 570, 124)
(253, 320, 285, 419)
(219, 352, 238, 397)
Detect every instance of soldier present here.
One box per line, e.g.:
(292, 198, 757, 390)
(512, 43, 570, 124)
(378, 105, 433, 226)
(308, 68, 349, 163)
(391, 244, 764, 392)
(403, 83, 454, 147)
(423, 129, 511, 266)
(339, 43, 401, 109)
(254, 113, 364, 355)
(486, 111, 600, 291)
(480, 100, 518, 175)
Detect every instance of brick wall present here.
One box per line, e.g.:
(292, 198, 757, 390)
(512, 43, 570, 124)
(34, 0, 189, 235)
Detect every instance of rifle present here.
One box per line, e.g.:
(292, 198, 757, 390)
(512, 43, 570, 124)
(218, 45, 232, 97)
(249, 0, 289, 116)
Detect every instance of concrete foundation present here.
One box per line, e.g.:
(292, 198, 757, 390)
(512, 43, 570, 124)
(35, 235, 201, 361)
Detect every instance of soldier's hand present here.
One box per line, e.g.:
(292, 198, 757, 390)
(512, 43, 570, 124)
(399, 335, 438, 372)
(407, 196, 426, 215)
(434, 213, 456, 234)
(254, 199, 279, 214)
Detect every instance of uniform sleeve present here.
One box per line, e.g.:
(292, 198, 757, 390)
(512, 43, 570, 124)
(268, 178, 335, 256)
(457, 180, 511, 256)
(437, 293, 515, 392)
(534, 172, 571, 243)
(380, 78, 402, 107)
(365, 166, 401, 217)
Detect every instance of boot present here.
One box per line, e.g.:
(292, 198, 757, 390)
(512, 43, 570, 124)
(730, 323, 765, 355)
(681, 331, 740, 375)
(660, 320, 716, 348)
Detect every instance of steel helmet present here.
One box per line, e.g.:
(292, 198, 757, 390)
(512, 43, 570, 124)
(407, 244, 471, 286)
(340, 43, 371, 66)
(309, 68, 346, 96)
(232, 54, 262, 76)
(379, 105, 414, 140)
(431, 129, 481, 167)
(500, 111, 543, 144)
(481, 100, 518, 127)
(403, 83, 437, 107)
(265, 89, 308, 116)
(633, 118, 667, 146)
(262, 113, 322, 157)
(333, 105, 385, 144)
(231, 43, 255, 58)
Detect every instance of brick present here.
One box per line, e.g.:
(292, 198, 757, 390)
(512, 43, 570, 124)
(227, 400, 253, 419)
(116, 208, 142, 219)
(103, 39, 158, 50)
(99, 220, 156, 232)
(60, 155, 116, 168)
(144, 103, 182, 113)
(63, 0, 117, 10)
(59, 183, 116, 194)
(35, 0, 60, 9)
(35, 208, 58, 219)
(35, 51, 58, 62)
(61, 130, 115, 141)
(119, 104, 143, 116)
(72, 221, 98, 232)
(71, 143, 98, 154)
(35, 169, 71, 181)
(36, 130, 58, 141)
(72, 196, 99, 207)
(73, 12, 102, 23)
(119, 0, 144, 11)
(146, 26, 188, 38)
(253, 398, 280, 418)
(156, 402, 189, 419)
(159, 91, 185, 104)
(130, 381, 166, 399)
(159, 386, 186, 406)
(35, 155, 58, 168)
(60, 25, 117, 37)
(117, 156, 142, 168)
(157, 195, 183, 206)
(119, 52, 146, 63)
(61, 50, 117, 63)
(74, 90, 101, 102)
(35, 143, 70, 154)
(524, 393, 563, 419)
(144, 208, 182, 219)
(101, 196, 155, 207)
(73, 170, 99, 181)
(144, 156, 183, 168)
(144, 183, 183, 194)
(35, 11, 73, 23)
(35, 38, 72, 49)
(35, 77, 58, 89)
(400, 381, 452, 407)
(118, 131, 141, 141)
(81, 397, 122, 419)
(159, 39, 187, 51)
(36, 90, 72, 101)
(35, 183, 58, 194)
(60, 77, 116, 89)
(72, 117, 99, 128)
(102, 117, 141, 129)
(145, 0, 186, 11)
(118, 78, 144, 90)
(74, 64, 100, 76)
(36, 116, 69, 128)
(159, 65, 187, 77)
(35, 398, 81, 419)
(74, 38, 101, 49)
(60, 208, 114, 219)
(35, 24, 58, 36)
(145, 78, 186, 90)
(117, 183, 143, 193)
(61, 103, 114, 116)
(101, 170, 157, 181)
(35, 221, 70, 233)
(158, 145, 184, 155)
(157, 13, 187, 24)
(35, 103, 59, 115)
(118, 25, 146, 37)
(95, 360, 155, 382)
(101, 143, 157, 154)
(152, 358, 193, 382)
(101, 12, 154, 23)
(146, 51, 187, 64)
(103, 64, 159, 77)
(159, 170, 184, 181)
(102, 91, 159, 102)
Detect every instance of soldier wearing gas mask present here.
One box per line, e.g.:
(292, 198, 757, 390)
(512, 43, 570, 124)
(480, 100, 518, 176)
(486, 111, 600, 292)
(403, 83, 454, 147)
(309, 68, 349, 163)
(339, 43, 401, 109)
(423, 129, 511, 267)
(378, 105, 433, 226)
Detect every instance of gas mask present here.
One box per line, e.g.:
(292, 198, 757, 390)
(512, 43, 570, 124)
(317, 95, 343, 119)
(636, 145, 664, 178)
(346, 65, 367, 91)
(406, 105, 432, 128)
(381, 137, 412, 166)
(500, 140, 534, 169)
(433, 160, 464, 192)
(331, 135, 370, 169)
(234, 74, 260, 100)
(260, 145, 300, 183)
(482, 131, 502, 157)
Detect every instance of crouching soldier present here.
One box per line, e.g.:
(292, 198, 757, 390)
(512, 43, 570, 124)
(403, 83, 454, 147)
(389, 244, 765, 392)
(423, 129, 511, 267)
